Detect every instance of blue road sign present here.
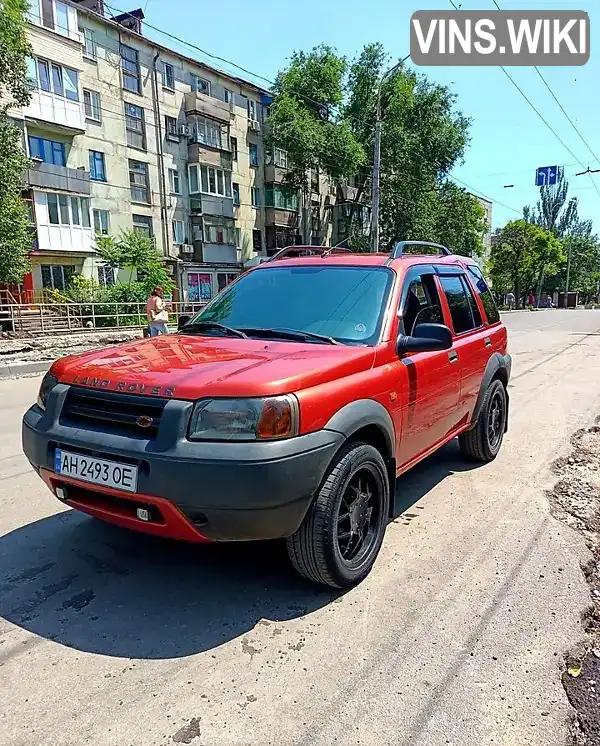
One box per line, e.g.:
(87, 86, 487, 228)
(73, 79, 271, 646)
(536, 166, 561, 186)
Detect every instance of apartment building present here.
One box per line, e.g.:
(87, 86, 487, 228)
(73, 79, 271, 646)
(10, 0, 292, 304)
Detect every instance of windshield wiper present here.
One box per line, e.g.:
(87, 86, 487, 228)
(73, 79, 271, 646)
(237, 327, 341, 345)
(180, 321, 248, 339)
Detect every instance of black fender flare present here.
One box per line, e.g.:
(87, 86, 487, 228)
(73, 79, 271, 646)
(324, 399, 395, 459)
(470, 352, 511, 429)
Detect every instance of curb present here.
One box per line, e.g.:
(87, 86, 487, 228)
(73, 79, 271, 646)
(0, 360, 52, 380)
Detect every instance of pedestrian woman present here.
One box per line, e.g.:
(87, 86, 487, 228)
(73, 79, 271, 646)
(146, 286, 169, 336)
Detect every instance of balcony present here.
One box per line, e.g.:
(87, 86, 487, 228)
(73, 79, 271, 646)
(264, 164, 288, 183)
(187, 142, 233, 170)
(338, 184, 359, 202)
(189, 194, 234, 219)
(24, 161, 90, 195)
(265, 208, 299, 228)
(184, 92, 233, 123)
(24, 90, 85, 133)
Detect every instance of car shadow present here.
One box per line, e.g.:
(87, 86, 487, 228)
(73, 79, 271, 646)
(392, 439, 483, 519)
(0, 441, 482, 660)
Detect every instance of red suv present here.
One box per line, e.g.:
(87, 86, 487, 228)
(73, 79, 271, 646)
(22, 242, 510, 588)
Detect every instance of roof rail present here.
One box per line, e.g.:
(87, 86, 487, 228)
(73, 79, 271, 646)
(268, 245, 353, 262)
(390, 241, 452, 260)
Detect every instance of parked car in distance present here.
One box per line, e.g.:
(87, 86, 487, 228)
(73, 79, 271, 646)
(22, 242, 511, 588)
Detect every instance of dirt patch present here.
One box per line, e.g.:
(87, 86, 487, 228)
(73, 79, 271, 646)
(0, 330, 141, 368)
(549, 423, 600, 744)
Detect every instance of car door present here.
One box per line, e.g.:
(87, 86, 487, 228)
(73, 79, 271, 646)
(395, 267, 462, 469)
(436, 269, 491, 422)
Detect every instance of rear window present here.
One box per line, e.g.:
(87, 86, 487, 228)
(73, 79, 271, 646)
(466, 265, 501, 324)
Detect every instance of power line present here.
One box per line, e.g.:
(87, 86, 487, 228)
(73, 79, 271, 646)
(488, 0, 600, 203)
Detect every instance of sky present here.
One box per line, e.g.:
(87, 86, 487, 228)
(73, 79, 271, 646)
(126, 0, 598, 232)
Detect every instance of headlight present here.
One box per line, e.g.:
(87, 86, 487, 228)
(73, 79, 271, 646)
(37, 372, 58, 411)
(188, 396, 299, 441)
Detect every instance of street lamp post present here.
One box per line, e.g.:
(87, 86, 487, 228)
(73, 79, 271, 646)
(370, 54, 411, 253)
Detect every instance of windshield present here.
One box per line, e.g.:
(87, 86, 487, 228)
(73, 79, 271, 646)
(187, 265, 394, 345)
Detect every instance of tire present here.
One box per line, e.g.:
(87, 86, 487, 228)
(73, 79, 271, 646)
(286, 442, 390, 589)
(459, 379, 507, 462)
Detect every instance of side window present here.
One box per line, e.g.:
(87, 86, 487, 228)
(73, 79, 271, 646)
(467, 265, 501, 324)
(401, 274, 443, 335)
(439, 274, 481, 334)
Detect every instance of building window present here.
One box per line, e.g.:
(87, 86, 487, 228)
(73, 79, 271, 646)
(187, 272, 212, 302)
(125, 102, 146, 150)
(45, 193, 90, 227)
(223, 88, 232, 104)
(249, 143, 259, 167)
(266, 226, 298, 251)
(35, 0, 72, 36)
(192, 75, 210, 95)
(81, 27, 96, 59)
(163, 62, 175, 90)
(132, 214, 153, 237)
(232, 182, 240, 206)
(230, 136, 238, 161)
(273, 148, 288, 168)
(247, 99, 257, 120)
(32, 58, 78, 99)
(172, 220, 185, 244)
(120, 44, 141, 94)
(98, 265, 115, 287)
(89, 150, 106, 181)
(265, 184, 298, 211)
(217, 272, 237, 291)
(252, 229, 262, 251)
(203, 216, 235, 245)
(169, 168, 180, 194)
(192, 116, 224, 149)
(129, 160, 150, 203)
(28, 136, 66, 166)
(41, 264, 75, 292)
(263, 104, 271, 123)
(83, 89, 101, 121)
(165, 115, 178, 141)
(93, 209, 110, 235)
(188, 164, 232, 198)
(251, 187, 260, 208)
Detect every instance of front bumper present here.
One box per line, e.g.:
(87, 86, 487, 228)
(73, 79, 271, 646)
(22, 384, 344, 542)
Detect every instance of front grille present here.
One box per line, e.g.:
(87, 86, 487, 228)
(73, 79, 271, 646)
(61, 387, 167, 437)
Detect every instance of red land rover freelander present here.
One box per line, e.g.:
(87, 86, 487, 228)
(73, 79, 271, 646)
(23, 242, 511, 588)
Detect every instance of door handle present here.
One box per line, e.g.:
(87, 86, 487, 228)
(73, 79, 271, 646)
(448, 350, 459, 363)
(484, 337, 492, 347)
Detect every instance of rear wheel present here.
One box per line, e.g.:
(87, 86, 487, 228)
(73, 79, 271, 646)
(459, 379, 507, 462)
(286, 442, 390, 589)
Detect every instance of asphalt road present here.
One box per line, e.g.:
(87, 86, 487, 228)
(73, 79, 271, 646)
(1, 310, 599, 746)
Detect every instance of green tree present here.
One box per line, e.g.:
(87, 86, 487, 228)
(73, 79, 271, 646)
(546, 234, 600, 301)
(488, 220, 564, 307)
(267, 45, 367, 242)
(433, 182, 486, 257)
(0, 0, 32, 284)
(269, 42, 482, 253)
(96, 231, 173, 292)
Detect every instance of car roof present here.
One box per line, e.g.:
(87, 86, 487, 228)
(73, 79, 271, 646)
(254, 246, 478, 271)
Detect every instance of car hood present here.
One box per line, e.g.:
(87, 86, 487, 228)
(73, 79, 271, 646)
(52, 333, 376, 400)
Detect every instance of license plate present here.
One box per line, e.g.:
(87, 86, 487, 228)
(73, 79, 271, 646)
(55, 449, 138, 493)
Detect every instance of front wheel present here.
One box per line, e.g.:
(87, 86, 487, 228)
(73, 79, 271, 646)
(286, 442, 390, 589)
(459, 379, 508, 462)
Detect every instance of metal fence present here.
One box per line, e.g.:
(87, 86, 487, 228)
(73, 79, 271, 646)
(2, 300, 208, 335)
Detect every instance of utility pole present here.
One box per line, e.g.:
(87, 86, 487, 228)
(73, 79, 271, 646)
(564, 239, 572, 308)
(371, 54, 411, 253)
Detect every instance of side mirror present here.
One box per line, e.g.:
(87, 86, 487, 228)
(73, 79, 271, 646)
(397, 323, 453, 355)
(177, 314, 192, 331)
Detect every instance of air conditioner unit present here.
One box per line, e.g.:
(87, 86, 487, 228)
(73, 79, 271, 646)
(248, 119, 261, 132)
(178, 123, 190, 136)
(179, 243, 194, 255)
